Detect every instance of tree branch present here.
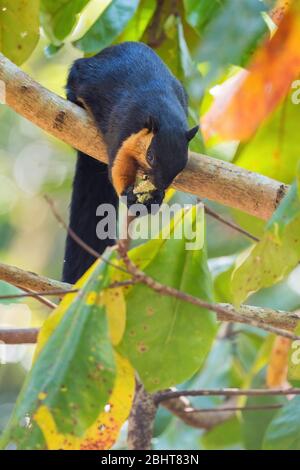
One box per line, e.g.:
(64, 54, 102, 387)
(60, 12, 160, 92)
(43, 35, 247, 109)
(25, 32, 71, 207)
(218, 303, 300, 333)
(156, 387, 300, 402)
(117, 241, 300, 340)
(0, 53, 288, 220)
(20, 286, 58, 309)
(0, 262, 71, 295)
(186, 404, 283, 413)
(0, 289, 78, 300)
(161, 395, 237, 430)
(127, 381, 157, 450)
(0, 261, 299, 340)
(203, 203, 259, 242)
(0, 328, 39, 344)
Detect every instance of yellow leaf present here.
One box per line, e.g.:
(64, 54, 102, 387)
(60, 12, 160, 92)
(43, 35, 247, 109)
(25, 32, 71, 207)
(34, 260, 102, 359)
(267, 336, 291, 388)
(103, 286, 126, 346)
(34, 353, 135, 450)
(164, 188, 176, 203)
(80, 353, 135, 450)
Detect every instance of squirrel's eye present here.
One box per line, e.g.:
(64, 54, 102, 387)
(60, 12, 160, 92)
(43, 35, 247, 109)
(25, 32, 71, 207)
(146, 148, 155, 166)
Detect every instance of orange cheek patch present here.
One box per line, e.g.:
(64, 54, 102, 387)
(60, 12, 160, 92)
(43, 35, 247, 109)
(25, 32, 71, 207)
(111, 153, 137, 196)
(111, 129, 154, 195)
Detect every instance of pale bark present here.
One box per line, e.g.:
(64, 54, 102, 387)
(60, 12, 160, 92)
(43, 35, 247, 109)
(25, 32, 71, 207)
(0, 53, 288, 220)
(0, 262, 71, 294)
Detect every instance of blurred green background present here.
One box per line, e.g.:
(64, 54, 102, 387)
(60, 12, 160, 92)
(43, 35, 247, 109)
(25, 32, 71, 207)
(1, 0, 300, 450)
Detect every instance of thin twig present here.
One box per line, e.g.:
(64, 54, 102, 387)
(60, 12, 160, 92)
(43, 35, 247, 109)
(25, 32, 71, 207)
(0, 260, 299, 342)
(44, 195, 128, 275)
(121, 212, 157, 451)
(116, 241, 300, 342)
(203, 203, 259, 242)
(155, 387, 300, 403)
(18, 287, 58, 309)
(0, 289, 79, 300)
(0, 261, 298, 334)
(0, 282, 134, 301)
(108, 280, 136, 289)
(162, 395, 237, 430)
(185, 404, 282, 413)
(44, 195, 101, 260)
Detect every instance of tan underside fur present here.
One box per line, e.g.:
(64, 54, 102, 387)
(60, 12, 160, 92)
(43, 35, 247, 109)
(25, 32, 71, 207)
(111, 129, 154, 195)
(78, 97, 154, 196)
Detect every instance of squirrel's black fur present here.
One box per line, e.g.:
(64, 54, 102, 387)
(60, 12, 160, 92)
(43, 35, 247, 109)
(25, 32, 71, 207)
(63, 42, 198, 284)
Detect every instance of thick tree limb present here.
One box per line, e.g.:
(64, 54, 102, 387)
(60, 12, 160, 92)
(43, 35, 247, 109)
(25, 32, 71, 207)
(0, 53, 288, 220)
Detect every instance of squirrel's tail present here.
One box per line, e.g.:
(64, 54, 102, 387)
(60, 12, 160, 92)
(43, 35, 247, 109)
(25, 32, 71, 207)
(62, 151, 118, 284)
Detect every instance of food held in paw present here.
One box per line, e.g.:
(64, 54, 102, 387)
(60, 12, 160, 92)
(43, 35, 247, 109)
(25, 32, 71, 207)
(133, 175, 156, 204)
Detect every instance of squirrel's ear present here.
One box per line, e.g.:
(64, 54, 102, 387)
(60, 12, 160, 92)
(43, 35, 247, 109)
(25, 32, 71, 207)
(145, 116, 158, 133)
(186, 125, 199, 142)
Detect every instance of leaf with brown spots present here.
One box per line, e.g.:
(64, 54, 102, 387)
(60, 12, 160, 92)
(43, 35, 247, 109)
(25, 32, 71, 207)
(0, 257, 130, 450)
(118, 205, 217, 392)
(231, 176, 300, 306)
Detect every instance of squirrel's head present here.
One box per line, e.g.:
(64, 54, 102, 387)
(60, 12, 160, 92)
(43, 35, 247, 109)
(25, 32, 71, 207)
(111, 116, 198, 213)
(138, 116, 198, 209)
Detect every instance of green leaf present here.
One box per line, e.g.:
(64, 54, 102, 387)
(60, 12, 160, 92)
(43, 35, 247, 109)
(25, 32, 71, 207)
(0, 0, 39, 65)
(0, 259, 116, 450)
(117, 0, 156, 42)
(74, 0, 139, 54)
(153, 407, 173, 438)
(118, 205, 217, 392)
(157, 15, 204, 152)
(231, 180, 300, 306)
(44, 43, 63, 57)
(0, 282, 22, 305)
(197, 0, 268, 82)
(183, 0, 225, 35)
(202, 418, 242, 450)
(41, 0, 90, 43)
(234, 95, 300, 184)
(263, 396, 300, 450)
(190, 334, 241, 390)
(242, 395, 286, 450)
(214, 263, 235, 303)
